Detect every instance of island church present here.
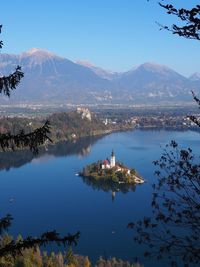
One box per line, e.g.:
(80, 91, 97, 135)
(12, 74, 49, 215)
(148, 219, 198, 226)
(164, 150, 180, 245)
(101, 150, 116, 169)
(101, 150, 132, 175)
(80, 150, 144, 185)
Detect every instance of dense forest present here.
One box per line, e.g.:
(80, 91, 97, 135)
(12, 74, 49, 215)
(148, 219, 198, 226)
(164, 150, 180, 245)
(0, 109, 110, 150)
(0, 107, 140, 154)
(48, 110, 109, 142)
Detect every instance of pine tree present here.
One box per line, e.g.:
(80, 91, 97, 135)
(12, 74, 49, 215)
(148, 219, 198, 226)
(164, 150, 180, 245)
(65, 247, 78, 267)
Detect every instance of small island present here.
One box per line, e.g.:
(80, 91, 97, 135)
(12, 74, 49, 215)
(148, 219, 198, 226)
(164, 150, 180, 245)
(79, 150, 144, 185)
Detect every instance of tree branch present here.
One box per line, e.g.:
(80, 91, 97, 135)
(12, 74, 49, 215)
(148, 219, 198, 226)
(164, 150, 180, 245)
(0, 121, 52, 154)
(158, 3, 200, 40)
(0, 66, 24, 97)
(0, 231, 80, 257)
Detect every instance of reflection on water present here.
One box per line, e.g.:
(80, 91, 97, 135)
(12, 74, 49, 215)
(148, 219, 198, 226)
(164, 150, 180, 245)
(0, 130, 200, 267)
(31, 154, 56, 164)
(0, 135, 103, 171)
(81, 175, 137, 202)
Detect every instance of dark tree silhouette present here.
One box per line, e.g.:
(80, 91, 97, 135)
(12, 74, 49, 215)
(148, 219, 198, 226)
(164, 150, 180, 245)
(0, 26, 24, 98)
(0, 25, 52, 154)
(158, 3, 200, 41)
(0, 213, 80, 258)
(158, 2, 200, 116)
(129, 2, 200, 267)
(129, 94, 200, 266)
(157, 1, 200, 122)
(0, 120, 51, 154)
(0, 65, 23, 97)
(190, 91, 200, 128)
(156, 1, 200, 111)
(128, 140, 200, 266)
(0, 25, 79, 258)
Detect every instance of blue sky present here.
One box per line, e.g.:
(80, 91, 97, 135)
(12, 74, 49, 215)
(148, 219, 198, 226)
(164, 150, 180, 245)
(0, 0, 200, 76)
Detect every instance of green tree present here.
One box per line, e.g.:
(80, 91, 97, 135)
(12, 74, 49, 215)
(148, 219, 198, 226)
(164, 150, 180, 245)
(0, 235, 14, 267)
(56, 252, 65, 267)
(83, 256, 91, 267)
(65, 247, 78, 267)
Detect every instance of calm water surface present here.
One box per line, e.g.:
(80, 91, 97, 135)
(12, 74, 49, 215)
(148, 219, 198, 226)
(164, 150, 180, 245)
(0, 130, 199, 266)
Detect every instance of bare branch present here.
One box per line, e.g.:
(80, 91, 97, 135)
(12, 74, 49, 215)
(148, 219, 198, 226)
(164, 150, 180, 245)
(159, 3, 200, 40)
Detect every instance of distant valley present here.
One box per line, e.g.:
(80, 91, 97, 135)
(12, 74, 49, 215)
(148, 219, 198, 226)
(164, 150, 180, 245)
(0, 48, 199, 105)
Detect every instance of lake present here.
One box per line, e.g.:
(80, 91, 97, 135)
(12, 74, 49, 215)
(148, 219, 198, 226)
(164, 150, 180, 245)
(0, 129, 199, 266)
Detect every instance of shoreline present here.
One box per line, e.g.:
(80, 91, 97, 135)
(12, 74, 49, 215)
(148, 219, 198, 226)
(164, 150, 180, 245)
(0, 125, 199, 154)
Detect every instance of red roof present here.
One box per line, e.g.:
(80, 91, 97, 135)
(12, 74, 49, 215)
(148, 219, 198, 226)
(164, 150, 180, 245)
(103, 160, 109, 165)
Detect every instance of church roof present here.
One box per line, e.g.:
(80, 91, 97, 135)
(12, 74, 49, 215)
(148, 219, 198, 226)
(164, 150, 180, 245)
(103, 160, 109, 165)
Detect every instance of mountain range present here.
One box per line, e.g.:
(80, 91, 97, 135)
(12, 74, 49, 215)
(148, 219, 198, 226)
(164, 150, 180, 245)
(0, 48, 199, 105)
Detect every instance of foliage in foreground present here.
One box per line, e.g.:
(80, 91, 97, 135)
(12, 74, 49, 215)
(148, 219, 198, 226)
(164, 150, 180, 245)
(158, 2, 200, 41)
(129, 141, 200, 267)
(0, 24, 52, 153)
(0, 216, 80, 258)
(0, 236, 142, 267)
(128, 2, 200, 266)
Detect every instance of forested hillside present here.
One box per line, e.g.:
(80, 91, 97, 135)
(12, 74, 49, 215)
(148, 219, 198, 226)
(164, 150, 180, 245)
(0, 109, 110, 153)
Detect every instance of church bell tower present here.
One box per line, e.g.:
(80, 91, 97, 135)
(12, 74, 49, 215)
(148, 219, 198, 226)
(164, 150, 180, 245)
(110, 150, 115, 168)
